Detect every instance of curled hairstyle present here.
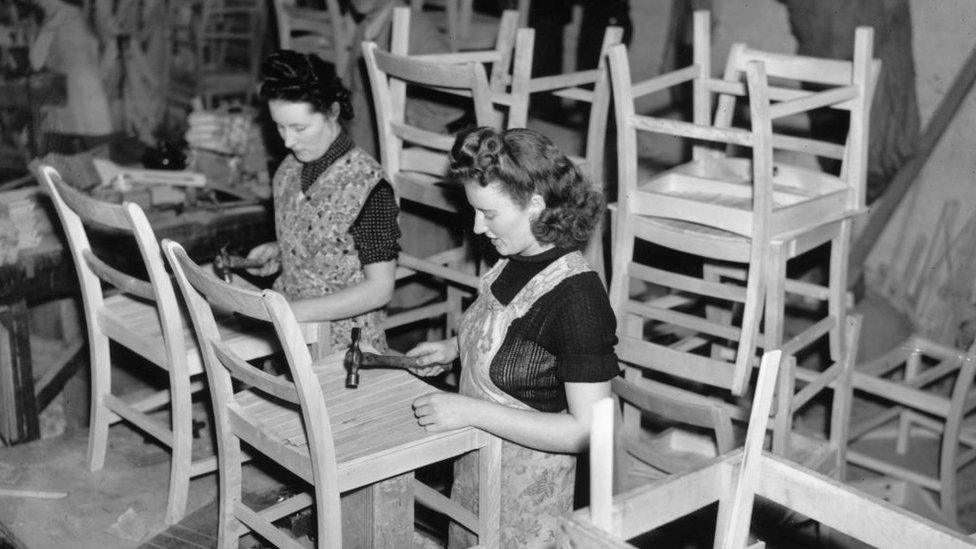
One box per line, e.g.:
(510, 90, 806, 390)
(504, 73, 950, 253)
(259, 50, 353, 120)
(449, 127, 605, 249)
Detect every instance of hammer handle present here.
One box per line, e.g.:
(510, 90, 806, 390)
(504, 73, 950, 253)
(360, 353, 422, 370)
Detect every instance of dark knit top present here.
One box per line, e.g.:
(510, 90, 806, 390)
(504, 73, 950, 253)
(300, 132, 400, 265)
(488, 247, 620, 412)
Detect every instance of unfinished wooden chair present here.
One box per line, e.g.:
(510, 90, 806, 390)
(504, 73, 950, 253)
(606, 10, 876, 475)
(272, 0, 353, 77)
(847, 335, 976, 529)
(570, 347, 976, 549)
(391, 6, 519, 100)
(38, 164, 275, 524)
(409, 0, 529, 52)
(162, 239, 501, 548)
(362, 40, 498, 337)
(505, 24, 623, 281)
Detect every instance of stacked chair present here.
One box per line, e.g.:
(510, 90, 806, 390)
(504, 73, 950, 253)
(605, 9, 879, 481)
(504, 24, 623, 281)
(271, 0, 354, 77)
(38, 165, 275, 524)
(362, 38, 499, 338)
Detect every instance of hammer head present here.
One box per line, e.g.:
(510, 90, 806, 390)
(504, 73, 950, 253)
(344, 327, 363, 388)
(213, 245, 233, 283)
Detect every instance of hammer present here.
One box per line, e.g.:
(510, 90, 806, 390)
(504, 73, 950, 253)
(213, 245, 266, 283)
(344, 327, 422, 388)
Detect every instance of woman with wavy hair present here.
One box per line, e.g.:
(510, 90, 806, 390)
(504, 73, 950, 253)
(245, 50, 400, 351)
(408, 126, 620, 547)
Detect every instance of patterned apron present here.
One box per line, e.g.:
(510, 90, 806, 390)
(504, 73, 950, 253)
(449, 251, 591, 548)
(272, 148, 389, 351)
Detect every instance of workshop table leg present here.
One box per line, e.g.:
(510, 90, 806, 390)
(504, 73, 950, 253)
(0, 299, 39, 445)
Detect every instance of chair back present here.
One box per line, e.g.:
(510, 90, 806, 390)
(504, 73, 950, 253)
(272, 0, 352, 76)
(162, 239, 343, 539)
(197, 2, 266, 104)
(38, 164, 189, 374)
(362, 40, 495, 211)
(391, 6, 519, 95)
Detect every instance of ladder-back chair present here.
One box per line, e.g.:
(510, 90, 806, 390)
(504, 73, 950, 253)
(391, 5, 520, 102)
(362, 40, 497, 337)
(848, 334, 976, 528)
(571, 344, 976, 549)
(38, 165, 275, 524)
(505, 24, 623, 281)
(606, 10, 876, 475)
(163, 239, 501, 548)
(272, 0, 353, 77)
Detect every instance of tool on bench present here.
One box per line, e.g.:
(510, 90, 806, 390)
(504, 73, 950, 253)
(213, 245, 266, 283)
(344, 327, 422, 388)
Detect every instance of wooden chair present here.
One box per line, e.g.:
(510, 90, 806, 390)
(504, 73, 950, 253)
(37, 164, 275, 525)
(362, 40, 497, 337)
(569, 348, 976, 549)
(606, 10, 876, 475)
(162, 239, 501, 548)
(170, 1, 267, 110)
(409, 0, 529, 52)
(847, 335, 976, 528)
(505, 24, 623, 281)
(391, 5, 520, 100)
(271, 0, 354, 77)
(612, 314, 860, 491)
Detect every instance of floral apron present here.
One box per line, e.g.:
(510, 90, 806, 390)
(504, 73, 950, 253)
(272, 148, 388, 351)
(449, 251, 591, 548)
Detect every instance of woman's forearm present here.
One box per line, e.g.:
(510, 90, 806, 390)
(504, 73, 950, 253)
(464, 399, 591, 453)
(290, 261, 395, 322)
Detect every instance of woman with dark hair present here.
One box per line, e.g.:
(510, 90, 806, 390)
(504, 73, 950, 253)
(245, 50, 400, 351)
(408, 127, 619, 547)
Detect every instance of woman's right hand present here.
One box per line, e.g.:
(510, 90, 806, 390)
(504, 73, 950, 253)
(246, 242, 282, 277)
(405, 338, 458, 377)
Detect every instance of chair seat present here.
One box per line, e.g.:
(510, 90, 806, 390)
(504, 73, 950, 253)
(100, 294, 276, 376)
(233, 360, 483, 491)
(632, 158, 854, 239)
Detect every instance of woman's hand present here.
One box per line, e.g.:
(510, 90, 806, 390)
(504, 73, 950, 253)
(405, 338, 458, 376)
(412, 393, 476, 432)
(246, 242, 281, 277)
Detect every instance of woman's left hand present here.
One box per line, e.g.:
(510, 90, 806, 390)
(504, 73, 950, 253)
(412, 393, 475, 432)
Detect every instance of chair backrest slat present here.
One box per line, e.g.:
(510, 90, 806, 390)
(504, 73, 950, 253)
(212, 341, 300, 403)
(363, 40, 495, 187)
(82, 250, 156, 300)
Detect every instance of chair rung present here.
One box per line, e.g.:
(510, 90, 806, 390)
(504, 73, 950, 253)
(845, 450, 941, 492)
(103, 393, 173, 447)
(626, 299, 741, 341)
(234, 500, 307, 549)
(414, 480, 479, 534)
(630, 262, 747, 303)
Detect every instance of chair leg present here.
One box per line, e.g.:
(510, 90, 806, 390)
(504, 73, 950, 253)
(763, 244, 787, 352)
(87, 333, 112, 472)
(477, 435, 502, 548)
(827, 221, 852, 363)
(217, 436, 243, 549)
(165, 372, 194, 525)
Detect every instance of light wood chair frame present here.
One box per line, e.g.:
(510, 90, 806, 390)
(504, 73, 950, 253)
(38, 164, 273, 524)
(569, 346, 976, 549)
(362, 39, 496, 336)
(272, 0, 353, 77)
(503, 24, 623, 281)
(163, 238, 501, 548)
(848, 334, 976, 528)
